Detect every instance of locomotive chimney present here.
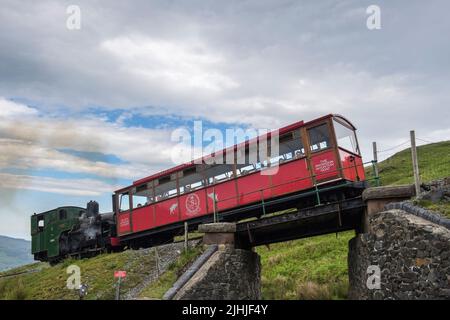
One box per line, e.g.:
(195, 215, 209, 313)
(86, 200, 99, 218)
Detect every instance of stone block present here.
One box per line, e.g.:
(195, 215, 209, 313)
(203, 233, 235, 245)
(362, 185, 416, 201)
(198, 222, 236, 233)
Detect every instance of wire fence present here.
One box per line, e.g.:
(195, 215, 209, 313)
(371, 135, 449, 187)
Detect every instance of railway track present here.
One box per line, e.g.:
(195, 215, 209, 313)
(0, 268, 40, 279)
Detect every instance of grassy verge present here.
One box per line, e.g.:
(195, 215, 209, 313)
(256, 231, 353, 299)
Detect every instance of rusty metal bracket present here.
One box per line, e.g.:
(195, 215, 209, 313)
(337, 203, 342, 227)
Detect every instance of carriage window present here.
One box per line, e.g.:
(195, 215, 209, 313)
(269, 129, 305, 165)
(334, 120, 359, 154)
(179, 165, 208, 193)
(133, 184, 153, 208)
(308, 124, 330, 152)
(155, 175, 178, 201)
(120, 193, 130, 211)
(133, 195, 149, 208)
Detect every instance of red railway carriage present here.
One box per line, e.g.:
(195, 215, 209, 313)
(113, 114, 366, 247)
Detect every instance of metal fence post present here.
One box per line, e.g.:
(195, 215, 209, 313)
(184, 221, 188, 253)
(115, 277, 121, 300)
(155, 247, 160, 276)
(260, 190, 266, 216)
(212, 188, 217, 223)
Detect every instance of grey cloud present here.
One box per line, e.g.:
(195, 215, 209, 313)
(0, 0, 449, 161)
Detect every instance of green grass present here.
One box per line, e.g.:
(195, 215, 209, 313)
(256, 232, 353, 299)
(414, 199, 450, 219)
(139, 247, 203, 299)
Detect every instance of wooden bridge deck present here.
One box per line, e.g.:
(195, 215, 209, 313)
(235, 197, 365, 248)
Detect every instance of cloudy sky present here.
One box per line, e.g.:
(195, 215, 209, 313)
(0, 1, 449, 239)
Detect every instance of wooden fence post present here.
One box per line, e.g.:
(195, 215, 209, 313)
(372, 141, 379, 177)
(410, 130, 421, 196)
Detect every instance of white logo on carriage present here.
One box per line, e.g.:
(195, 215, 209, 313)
(207, 192, 219, 202)
(185, 194, 200, 215)
(119, 217, 130, 227)
(315, 159, 335, 172)
(169, 203, 178, 216)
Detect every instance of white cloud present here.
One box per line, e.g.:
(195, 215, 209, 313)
(0, 138, 146, 180)
(0, 172, 116, 196)
(0, 97, 38, 118)
(0, 98, 190, 175)
(101, 35, 238, 93)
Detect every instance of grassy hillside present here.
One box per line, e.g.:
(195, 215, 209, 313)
(0, 251, 155, 300)
(373, 141, 450, 185)
(0, 242, 200, 300)
(0, 236, 33, 272)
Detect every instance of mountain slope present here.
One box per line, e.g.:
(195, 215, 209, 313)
(0, 236, 33, 272)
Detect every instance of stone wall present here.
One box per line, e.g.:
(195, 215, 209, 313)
(348, 209, 450, 300)
(173, 245, 261, 300)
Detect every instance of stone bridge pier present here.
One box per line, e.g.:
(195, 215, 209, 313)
(166, 222, 261, 300)
(349, 185, 450, 300)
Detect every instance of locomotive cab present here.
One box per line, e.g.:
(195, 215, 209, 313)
(31, 206, 85, 262)
(31, 201, 120, 263)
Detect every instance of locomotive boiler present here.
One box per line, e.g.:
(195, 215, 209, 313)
(31, 201, 120, 263)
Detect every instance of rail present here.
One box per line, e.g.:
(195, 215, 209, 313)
(0, 268, 40, 279)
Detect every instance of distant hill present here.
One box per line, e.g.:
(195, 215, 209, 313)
(0, 236, 34, 272)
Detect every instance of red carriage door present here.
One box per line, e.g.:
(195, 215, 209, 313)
(306, 122, 340, 184)
(116, 192, 132, 235)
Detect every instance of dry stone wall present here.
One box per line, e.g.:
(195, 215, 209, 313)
(348, 209, 450, 300)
